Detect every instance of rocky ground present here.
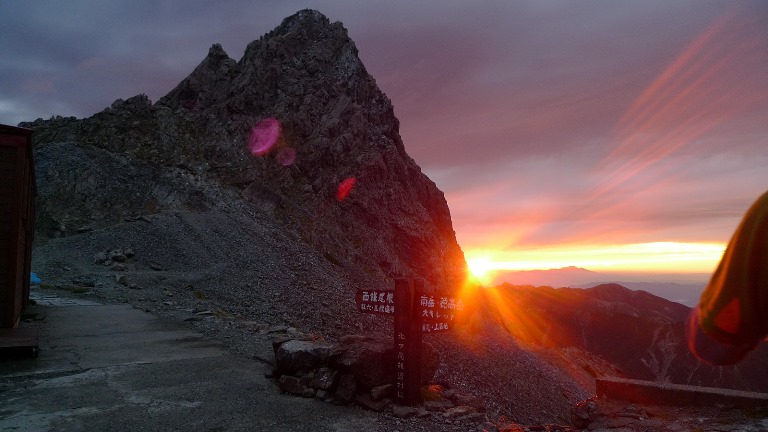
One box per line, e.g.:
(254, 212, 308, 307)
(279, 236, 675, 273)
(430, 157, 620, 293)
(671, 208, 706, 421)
(28, 216, 768, 431)
(29, 211, 587, 426)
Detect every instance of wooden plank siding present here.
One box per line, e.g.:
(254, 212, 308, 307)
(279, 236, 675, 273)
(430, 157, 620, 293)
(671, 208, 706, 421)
(0, 145, 15, 326)
(0, 125, 35, 328)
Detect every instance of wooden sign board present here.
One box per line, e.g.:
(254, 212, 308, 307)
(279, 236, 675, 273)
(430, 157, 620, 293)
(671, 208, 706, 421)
(356, 289, 469, 327)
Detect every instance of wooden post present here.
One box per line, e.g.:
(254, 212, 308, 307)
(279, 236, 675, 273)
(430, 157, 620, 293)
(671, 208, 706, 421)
(356, 279, 470, 405)
(394, 277, 422, 405)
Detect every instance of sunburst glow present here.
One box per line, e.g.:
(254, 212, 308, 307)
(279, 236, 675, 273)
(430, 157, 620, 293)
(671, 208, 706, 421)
(467, 257, 494, 283)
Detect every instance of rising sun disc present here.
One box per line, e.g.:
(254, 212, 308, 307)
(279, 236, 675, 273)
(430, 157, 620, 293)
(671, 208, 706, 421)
(467, 258, 494, 282)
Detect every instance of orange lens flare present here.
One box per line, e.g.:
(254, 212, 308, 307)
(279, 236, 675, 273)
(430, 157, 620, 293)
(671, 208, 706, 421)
(593, 10, 765, 208)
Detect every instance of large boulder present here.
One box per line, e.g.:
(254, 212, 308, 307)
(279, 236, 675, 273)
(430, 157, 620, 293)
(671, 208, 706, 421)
(274, 339, 334, 376)
(272, 334, 440, 402)
(329, 335, 395, 389)
(329, 334, 439, 388)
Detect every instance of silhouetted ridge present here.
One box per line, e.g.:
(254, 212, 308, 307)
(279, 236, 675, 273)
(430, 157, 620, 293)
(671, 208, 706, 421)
(489, 283, 768, 392)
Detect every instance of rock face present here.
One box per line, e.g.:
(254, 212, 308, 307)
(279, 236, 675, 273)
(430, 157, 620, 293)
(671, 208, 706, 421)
(23, 9, 465, 292)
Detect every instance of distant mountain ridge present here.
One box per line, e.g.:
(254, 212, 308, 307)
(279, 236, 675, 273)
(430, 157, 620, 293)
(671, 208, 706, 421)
(493, 266, 707, 306)
(575, 281, 705, 307)
(493, 266, 599, 287)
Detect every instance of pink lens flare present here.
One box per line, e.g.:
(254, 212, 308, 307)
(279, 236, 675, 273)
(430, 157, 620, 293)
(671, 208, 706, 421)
(337, 177, 357, 201)
(248, 118, 281, 156)
(277, 147, 297, 166)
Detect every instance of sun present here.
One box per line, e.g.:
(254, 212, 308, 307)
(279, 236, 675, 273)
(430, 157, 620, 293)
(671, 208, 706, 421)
(467, 257, 494, 282)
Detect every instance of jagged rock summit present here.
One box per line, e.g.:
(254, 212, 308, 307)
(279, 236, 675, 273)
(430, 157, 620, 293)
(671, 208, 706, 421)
(25, 9, 466, 294)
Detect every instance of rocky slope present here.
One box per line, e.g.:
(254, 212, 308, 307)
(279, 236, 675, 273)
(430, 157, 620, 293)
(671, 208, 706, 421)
(28, 214, 592, 425)
(489, 283, 768, 392)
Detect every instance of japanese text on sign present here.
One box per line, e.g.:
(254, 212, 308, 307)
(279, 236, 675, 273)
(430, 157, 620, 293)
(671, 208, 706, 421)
(363, 290, 395, 304)
(419, 295, 464, 322)
(420, 295, 464, 311)
(422, 322, 451, 333)
(395, 331, 407, 400)
(355, 289, 396, 316)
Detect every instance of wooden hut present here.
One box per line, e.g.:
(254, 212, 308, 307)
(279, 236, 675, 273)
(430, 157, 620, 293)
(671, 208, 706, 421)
(0, 124, 36, 329)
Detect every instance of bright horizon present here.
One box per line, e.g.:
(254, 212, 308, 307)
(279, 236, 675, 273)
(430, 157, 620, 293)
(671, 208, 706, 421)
(465, 241, 725, 284)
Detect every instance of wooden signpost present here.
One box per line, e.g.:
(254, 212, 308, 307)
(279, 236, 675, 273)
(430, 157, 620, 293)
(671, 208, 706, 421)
(355, 277, 468, 405)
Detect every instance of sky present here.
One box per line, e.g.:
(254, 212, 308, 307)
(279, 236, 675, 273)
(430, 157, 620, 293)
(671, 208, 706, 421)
(2, 1, 766, 281)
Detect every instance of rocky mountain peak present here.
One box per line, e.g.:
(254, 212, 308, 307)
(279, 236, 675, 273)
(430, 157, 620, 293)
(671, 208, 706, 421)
(25, 9, 466, 292)
(207, 43, 229, 60)
(271, 9, 342, 37)
(160, 9, 370, 116)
